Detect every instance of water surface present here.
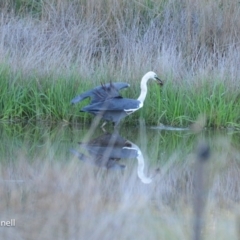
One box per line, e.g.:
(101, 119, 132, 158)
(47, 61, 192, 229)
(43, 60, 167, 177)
(1, 122, 239, 169)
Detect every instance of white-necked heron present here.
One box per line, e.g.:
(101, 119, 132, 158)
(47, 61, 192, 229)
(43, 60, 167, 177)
(71, 71, 163, 127)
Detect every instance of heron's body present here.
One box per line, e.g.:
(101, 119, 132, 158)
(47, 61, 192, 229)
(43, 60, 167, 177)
(71, 71, 163, 127)
(81, 97, 142, 125)
(70, 149, 125, 170)
(70, 132, 138, 170)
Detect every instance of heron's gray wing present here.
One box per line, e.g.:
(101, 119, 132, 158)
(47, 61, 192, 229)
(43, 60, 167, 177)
(114, 82, 130, 89)
(81, 98, 141, 112)
(71, 82, 130, 104)
(71, 89, 95, 104)
(91, 82, 130, 103)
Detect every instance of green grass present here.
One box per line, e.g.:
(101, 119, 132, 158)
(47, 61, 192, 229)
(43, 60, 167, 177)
(1, 65, 240, 128)
(0, 66, 92, 123)
(152, 80, 240, 128)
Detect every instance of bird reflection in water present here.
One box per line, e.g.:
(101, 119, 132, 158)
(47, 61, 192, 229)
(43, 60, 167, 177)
(70, 132, 152, 184)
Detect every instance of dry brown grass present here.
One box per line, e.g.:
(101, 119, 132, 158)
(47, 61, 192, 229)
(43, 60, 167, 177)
(0, 0, 240, 85)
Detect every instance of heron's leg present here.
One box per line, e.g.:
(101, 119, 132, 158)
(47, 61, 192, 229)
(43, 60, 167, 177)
(101, 121, 107, 128)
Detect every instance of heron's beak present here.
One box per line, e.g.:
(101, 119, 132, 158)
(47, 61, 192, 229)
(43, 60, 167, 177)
(155, 76, 163, 86)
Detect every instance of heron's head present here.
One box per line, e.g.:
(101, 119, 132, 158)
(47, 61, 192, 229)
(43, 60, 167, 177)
(146, 71, 163, 86)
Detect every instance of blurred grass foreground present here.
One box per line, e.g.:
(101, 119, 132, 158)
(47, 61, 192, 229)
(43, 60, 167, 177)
(0, 122, 240, 239)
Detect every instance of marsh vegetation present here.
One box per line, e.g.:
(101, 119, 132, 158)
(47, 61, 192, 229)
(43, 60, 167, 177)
(0, 0, 240, 127)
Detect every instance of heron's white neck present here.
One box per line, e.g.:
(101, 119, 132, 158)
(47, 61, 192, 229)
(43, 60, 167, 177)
(137, 74, 150, 104)
(137, 153, 152, 184)
(133, 143, 152, 184)
(124, 142, 152, 184)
